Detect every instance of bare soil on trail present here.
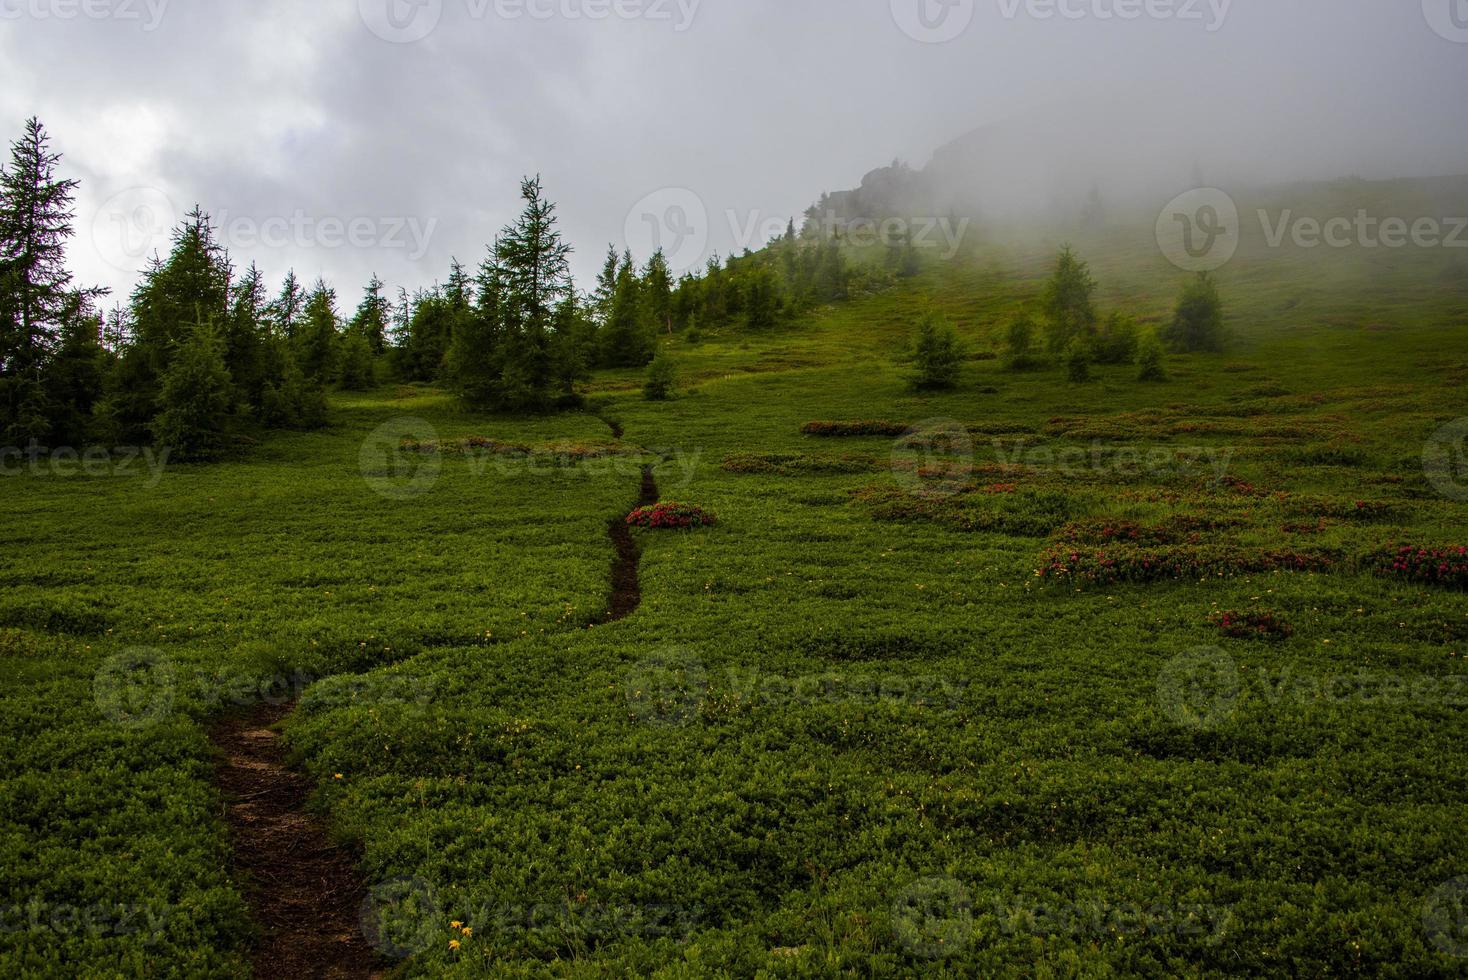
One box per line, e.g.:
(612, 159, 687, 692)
(604, 464, 659, 623)
(210, 439, 658, 977)
(210, 703, 385, 980)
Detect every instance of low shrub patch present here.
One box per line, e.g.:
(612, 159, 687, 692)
(853, 485, 1074, 537)
(1056, 515, 1241, 547)
(1371, 545, 1468, 590)
(801, 420, 911, 437)
(1285, 446, 1368, 467)
(626, 503, 718, 529)
(1035, 544, 1338, 586)
(720, 452, 880, 476)
(1290, 497, 1396, 521)
(1211, 608, 1295, 640)
(402, 437, 628, 462)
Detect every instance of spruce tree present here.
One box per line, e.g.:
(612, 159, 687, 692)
(643, 249, 673, 335)
(351, 275, 391, 353)
(130, 207, 231, 379)
(270, 270, 304, 340)
(496, 175, 572, 334)
(295, 281, 340, 383)
(0, 118, 82, 372)
(593, 244, 620, 325)
(1161, 273, 1226, 353)
(744, 266, 780, 331)
(225, 263, 268, 405)
(1040, 245, 1097, 354)
(908, 312, 963, 390)
(446, 256, 505, 406)
(123, 208, 230, 435)
(42, 292, 111, 445)
(152, 318, 233, 460)
(600, 259, 654, 367)
(337, 328, 375, 391)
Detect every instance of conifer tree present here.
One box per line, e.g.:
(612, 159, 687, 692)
(908, 311, 963, 390)
(225, 263, 268, 404)
(744, 266, 780, 331)
(0, 118, 83, 372)
(496, 175, 572, 335)
(295, 280, 340, 383)
(593, 244, 620, 324)
(270, 270, 304, 340)
(351, 275, 391, 354)
(130, 207, 231, 378)
(152, 318, 233, 460)
(337, 328, 375, 390)
(1160, 273, 1226, 353)
(599, 258, 654, 367)
(643, 249, 673, 335)
(1041, 245, 1097, 353)
(446, 255, 505, 406)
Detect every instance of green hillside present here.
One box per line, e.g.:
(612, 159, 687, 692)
(3, 200, 1468, 976)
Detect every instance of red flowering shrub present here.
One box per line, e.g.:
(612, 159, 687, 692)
(1211, 609, 1294, 640)
(1055, 515, 1240, 548)
(1035, 544, 1337, 586)
(1372, 545, 1468, 590)
(802, 420, 912, 437)
(626, 503, 717, 530)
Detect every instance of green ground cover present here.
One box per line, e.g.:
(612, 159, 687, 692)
(3, 233, 1467, 977)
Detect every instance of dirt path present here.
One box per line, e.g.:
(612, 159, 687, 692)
(211, 703, 384, 980)
(208, 421, 656, 977)
(604, 463, 659, 623)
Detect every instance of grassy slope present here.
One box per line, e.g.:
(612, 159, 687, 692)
(2, 208, 1467, 977)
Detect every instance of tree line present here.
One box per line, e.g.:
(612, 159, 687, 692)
(4, 119, 865, 458)
(0, 115, 1046, 460)
(907, 245, 1226, 390)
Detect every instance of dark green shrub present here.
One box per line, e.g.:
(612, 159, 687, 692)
(907, 312, 963, 390)
(1161, 272, 1226, 352)
(644, 352, 676, 401)
(1136, 332, 1168, 382)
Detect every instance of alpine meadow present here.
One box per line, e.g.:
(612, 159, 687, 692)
(2, 3, 1468, 978)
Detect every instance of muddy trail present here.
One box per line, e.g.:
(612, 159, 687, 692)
(207, 422, 655, 978)
(211, 703, 384, 980)
(604, 463, 660, 623)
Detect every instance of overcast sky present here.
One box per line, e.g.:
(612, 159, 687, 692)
(1, 0, 1465, 304)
